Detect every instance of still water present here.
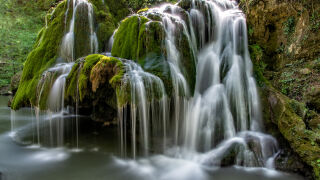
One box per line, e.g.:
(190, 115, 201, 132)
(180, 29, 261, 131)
(0, 96, 304, 180)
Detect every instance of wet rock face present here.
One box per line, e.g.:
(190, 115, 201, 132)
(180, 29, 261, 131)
(241, 0, 320, 70)
(74, 2, 92, 60)
(275, 148, 314, 180)
(241, 1, 320, 177)
(260, 86, 320, 179)
(306, 87, 320, 113)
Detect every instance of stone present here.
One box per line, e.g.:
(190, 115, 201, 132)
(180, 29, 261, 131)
(300, 68, 312, 75)
(305, 87, 320, 112)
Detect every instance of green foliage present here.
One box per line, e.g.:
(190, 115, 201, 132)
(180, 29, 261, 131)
(248, 26, 254, 37)
(279, 71, 295, 95)
(283, 17, 296, 36)
(11, 1, 67, 110)
(249, 44, 263, 62)
(310, 11, 320, 32)
(249, 44, 268, 87)
(0, 0, 48, 88)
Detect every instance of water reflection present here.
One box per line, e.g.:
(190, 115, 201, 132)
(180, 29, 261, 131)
(0, 96, 303, 180)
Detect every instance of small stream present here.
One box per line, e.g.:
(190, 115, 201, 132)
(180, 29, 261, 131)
(0, 96, 304, 180)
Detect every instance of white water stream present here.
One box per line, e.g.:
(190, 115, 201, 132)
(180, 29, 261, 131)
(6, 0, 301, 179)
(115, 0, 279, 169)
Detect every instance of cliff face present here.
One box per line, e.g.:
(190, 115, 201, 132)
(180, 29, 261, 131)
(243, 0, 320, 69)
(241, 0, 320, 179)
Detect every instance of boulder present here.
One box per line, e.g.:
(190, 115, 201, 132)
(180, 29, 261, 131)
(306, 87, 320, 113)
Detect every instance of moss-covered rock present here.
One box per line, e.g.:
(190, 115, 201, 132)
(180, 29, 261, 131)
(11, 0, 135, 110)
(305, 87, 320, 113)
(90, 56, 124, 91)
(112, 15, 149, 60)
(74, 2, 95, 60)
(11, 1, 67, 110)
(65, 54, 124, 103)
(260, 85, 320, 179)
(65, 54, 124, 121)
(111, 12, 196, 95)
(241, 0, 320, 71)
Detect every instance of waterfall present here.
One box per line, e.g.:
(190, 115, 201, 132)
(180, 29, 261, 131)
(61, 0, 98, 62)
(46, 63, 74, 113)
(29, 63, 74, 147)
(114, 0, 279, 168)
(9, 0, 281, 170)
(117, 60, 168, 157)
(11, 0, 100, 148)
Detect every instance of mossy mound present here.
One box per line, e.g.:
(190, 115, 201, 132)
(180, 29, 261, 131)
(65, 54, 124, 121)
(65, 54, 124, 102)
(111, 13, 196, 95)
(11, 0, 134, 110)
(11, 1, 67, 110)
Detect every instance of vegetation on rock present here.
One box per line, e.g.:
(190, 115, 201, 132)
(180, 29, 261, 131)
(112, 12, 196, 95)
(242, 0, 320, 178)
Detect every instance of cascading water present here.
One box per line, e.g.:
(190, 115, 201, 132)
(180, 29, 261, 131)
(10, 0, 99, 148)
(117, 60, 168, 157)
(115, 0, 279, 169)
(61, 0, 98, 62)
(28, 63, 74, 147)
(3, 0, 310, 179)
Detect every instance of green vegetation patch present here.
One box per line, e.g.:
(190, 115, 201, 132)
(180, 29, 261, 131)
(65, 54, 124, 103)
(0, 0, 50, 88)
(11, 1, 67, 110)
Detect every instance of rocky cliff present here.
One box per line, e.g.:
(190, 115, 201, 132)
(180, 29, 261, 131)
(241, 0, 320, 178)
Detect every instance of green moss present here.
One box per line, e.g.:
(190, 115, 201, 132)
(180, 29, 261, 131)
(112, 14, 196, 95)
(137, 7, 149, 14)
(109, 59, 125, 89)
(65, 54, 124, 103)
(137, 21, 165, 62)
(284, 16, 296, 36)
(11, 1, 67, 110)
(112, 15, 149, 60)
(78, 54, 104, 101)
(65, 61, 81, 102)
(97, 22, 115, 52)
(265, 87, 320, 179)
(74, 2, 94, 60)
(176, 30, 196, 95)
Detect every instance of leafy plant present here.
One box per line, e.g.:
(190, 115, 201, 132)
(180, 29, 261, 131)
(284, 17, 296, 36)
(310, 11, 320, 32)
(0, 0, 47, 88)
